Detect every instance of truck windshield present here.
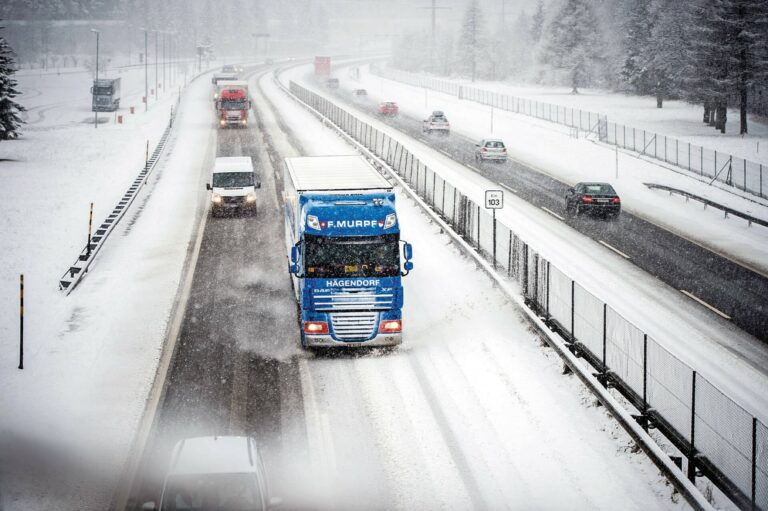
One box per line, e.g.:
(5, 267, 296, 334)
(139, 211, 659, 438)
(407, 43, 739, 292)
(305, 234, 400, 278)
(161, 473, 264, 511)
(213, 172, 254, 188)
(221, 99, 247, 110)
(93, 87, 112, 95)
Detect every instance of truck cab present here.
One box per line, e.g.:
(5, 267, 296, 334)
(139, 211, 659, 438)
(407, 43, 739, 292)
(91, 78, 121, 112)
(216, 84, 250, 128)
(284, 156, 413, 348)
(206, 157, 260, 217)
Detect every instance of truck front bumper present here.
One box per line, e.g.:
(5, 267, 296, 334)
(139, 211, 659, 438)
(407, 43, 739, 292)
(303, 332, 402, 348)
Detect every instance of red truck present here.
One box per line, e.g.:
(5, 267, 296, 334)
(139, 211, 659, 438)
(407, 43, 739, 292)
(378, 101, 399, 116)
(216, 83, 250, 128)
(314, 56, 331, 76)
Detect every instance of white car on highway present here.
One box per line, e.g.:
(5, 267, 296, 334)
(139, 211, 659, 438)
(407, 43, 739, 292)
(474, 138, 508, 163)
(143, 436, 282, 511)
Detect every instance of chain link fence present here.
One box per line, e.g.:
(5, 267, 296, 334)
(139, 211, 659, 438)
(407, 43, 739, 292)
(289, 80, 767, 510)
(370, 64, 768, 200)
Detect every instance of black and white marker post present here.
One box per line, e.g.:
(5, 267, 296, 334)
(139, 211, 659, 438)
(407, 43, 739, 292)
(485, 190, 504, 270)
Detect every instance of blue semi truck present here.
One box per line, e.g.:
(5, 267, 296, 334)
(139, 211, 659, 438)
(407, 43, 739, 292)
(284, 155, 413, 348)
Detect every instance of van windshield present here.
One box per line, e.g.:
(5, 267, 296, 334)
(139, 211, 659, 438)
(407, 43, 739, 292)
(161, 473, 264, 511)
(304, 234, 400, 278)
(213, 172, 254, 188)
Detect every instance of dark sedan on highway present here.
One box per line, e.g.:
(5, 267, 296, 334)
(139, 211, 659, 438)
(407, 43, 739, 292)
(565, 182, 621, 219)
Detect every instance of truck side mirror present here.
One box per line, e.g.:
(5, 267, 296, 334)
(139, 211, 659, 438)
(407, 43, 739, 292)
(90, 86, 94, 94)
(404, 260, 414, 272)
(403, 242, 413, 261)
(289, 245, 300, 275)
(255, 181, 261, 189)
(206, 183, 212, 190)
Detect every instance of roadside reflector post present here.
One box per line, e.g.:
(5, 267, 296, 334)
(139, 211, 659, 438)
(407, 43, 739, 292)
(142, 96, 146, 104)
(130, 106, 135, 114)
(18, 274, 24, 370)
(145, 140, 149, 168)
(117, 114, 123, 124)
(86, 202, 94, 258)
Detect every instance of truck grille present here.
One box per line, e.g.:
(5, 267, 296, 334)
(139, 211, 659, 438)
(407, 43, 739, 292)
(331, 312, 377, 341)
(313, 289, 394, 311)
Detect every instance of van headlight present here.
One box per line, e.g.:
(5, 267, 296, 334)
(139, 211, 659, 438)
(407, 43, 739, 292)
(245, 193, 256, 203)
(212, 193, 222, 204)
(384, 213, 397, 229)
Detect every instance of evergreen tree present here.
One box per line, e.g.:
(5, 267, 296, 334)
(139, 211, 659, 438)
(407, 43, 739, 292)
(686, 0, 768, 133)
(0, 25, 24, 141)
(530, 0, 545, 44)
(620, 0, 654, 94)
(456, 0, 488, 82)
(505, 12, 532, 80)
(541, 0, 604, 93)
(645, 0, 691, 108)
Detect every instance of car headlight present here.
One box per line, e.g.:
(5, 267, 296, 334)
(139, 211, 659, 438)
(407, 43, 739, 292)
(212, 193, 222, 204)
(246, 193, 256, 203)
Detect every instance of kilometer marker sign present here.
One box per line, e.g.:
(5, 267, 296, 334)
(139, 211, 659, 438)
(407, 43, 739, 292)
(485, 190, 504, 270)
(485, 190, 503, 209)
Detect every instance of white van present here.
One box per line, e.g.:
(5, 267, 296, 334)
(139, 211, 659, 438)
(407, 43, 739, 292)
(206, 157, 260, 217)
(143, 436, 282, 510)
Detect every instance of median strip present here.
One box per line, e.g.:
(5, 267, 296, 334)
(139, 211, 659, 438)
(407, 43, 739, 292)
(680, 290, 732, 320)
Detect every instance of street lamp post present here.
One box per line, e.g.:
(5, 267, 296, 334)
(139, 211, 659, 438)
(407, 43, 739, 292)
(142, 28, 148, 112)
(91, 28, 100, 128)
(162, 32, 166, 95)
(155, 30, 159, 99)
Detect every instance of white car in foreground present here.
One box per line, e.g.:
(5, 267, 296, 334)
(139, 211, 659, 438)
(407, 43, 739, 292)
(144, 436, 282, 511)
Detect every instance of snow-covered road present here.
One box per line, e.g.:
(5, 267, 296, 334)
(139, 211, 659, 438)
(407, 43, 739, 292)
(258, 70, 688, 509)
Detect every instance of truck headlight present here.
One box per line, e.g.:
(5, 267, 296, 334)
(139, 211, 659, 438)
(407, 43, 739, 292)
(384, 213, 397, 229)
(246, 193, 256, 203)
(212, 193, 222, 204)
(220, 119, 226, 126)
(307, 215, 321, 230)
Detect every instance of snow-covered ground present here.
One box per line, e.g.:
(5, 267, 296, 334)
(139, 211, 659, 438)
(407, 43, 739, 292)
(394, 70, 768, 167)
(259, 71, 690, 510)
(345, 65, 768, 279)
(0, 64, 215, 509)
(280, 64, 768, 425)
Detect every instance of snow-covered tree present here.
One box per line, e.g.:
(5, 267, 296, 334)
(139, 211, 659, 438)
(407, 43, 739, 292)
(504, 12, 532, 80)
(0, 25, 24, 141)
(541, 0, 605, 93)
(620, 0, 654, 94)
(645, 0, 691, 108)
(455, 0, 488, 82)
(531, 0, 545, 44)
(686, 0, 768, 133)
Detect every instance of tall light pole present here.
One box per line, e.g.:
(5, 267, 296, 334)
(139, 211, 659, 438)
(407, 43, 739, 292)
(162, 31, 166, 95)
(155, 30, 159, 99)
(91, 28, 100, 128)
(142, 28, 148, 112)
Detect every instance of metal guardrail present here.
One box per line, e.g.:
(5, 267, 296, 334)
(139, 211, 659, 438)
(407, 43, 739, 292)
(370, 64, 768, 201)
(58, 100, 178, 294)
(644, 183, 768, 228)
(284, 77, 767, 511)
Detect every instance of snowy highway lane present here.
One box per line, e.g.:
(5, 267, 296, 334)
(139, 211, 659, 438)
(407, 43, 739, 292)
(129, 65, 688, 509)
